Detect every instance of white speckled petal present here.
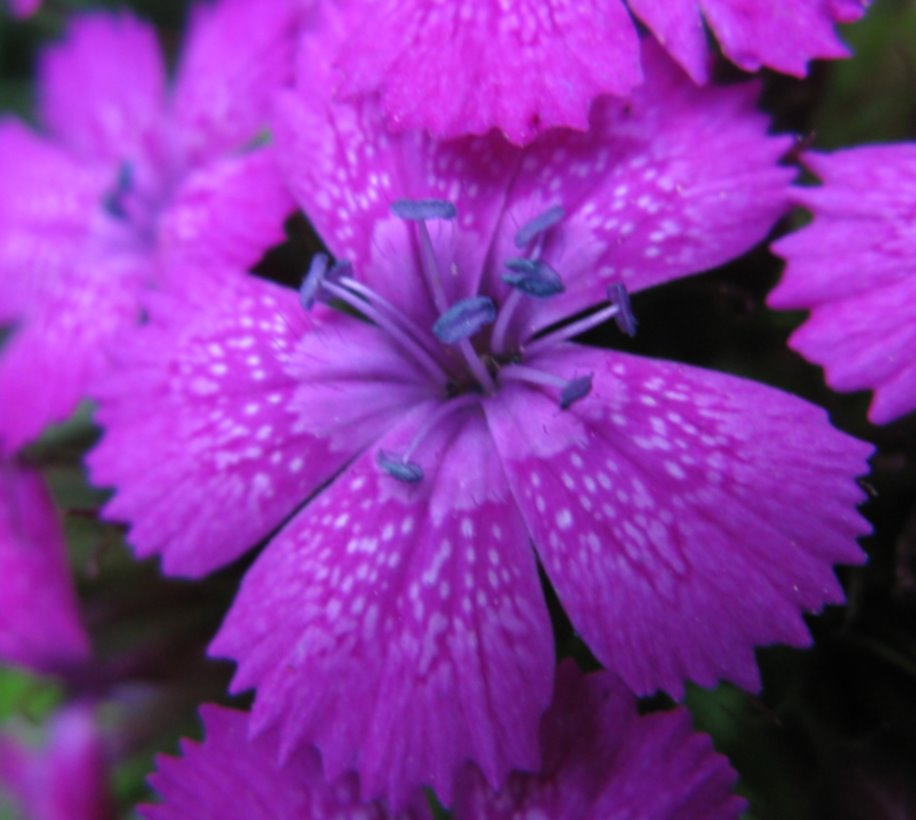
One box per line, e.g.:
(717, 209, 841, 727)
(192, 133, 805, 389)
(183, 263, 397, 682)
(770, 146, 916, 424)
(211, 402, 554, 810)
(485, 43, 792, 337)
(332, 0, 642, 144)
(485, 346, 871, 697)
(144, 705, 429, 820)
(88, 274, 421, 578)
(454, 660, 744, 819)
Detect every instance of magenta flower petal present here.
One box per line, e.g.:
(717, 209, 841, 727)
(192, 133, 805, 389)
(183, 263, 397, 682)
(332, 0, 642, 144)
(485, 346, 871, 697)
(770, 146, 916, 424)
(0, 460, 88, 673)
(157, 149, 293, 281)
(455, 661, 744, 818)
(88, 275, 424, 577)
(323, 0, 866, 143)
(211, 404, 553, 809)
(170, 0, 299, 162)
(0, 122, 109, 323)
(38, 12, 166, 162)
(144, 704, 429, 820)
(7, 0, 41, 17)
(630, 0, 864, 82)
(0, 706, 110, 820)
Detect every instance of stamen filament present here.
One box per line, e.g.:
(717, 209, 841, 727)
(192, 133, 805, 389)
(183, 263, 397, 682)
(523, 302, 622, 357)
(457, 337, 497, 394)
(490, 288, 523, 355)
(338, 274, 445, 364)
(415, 219, 449, 314)
(378, 394, 481, 483)
(322, 280, 447, 383)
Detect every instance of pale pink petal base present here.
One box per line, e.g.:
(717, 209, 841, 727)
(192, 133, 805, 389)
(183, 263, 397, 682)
(771, 146, 916, 424)
(455, 661, 745, 818)
(0, 461, 88, 673)
(486, 346, 871, 697)
(144, 705, 430, 819)
(212, 404, 554, 809)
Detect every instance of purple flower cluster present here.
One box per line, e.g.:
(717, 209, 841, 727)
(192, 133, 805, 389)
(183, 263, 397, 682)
(0, 0, 901, 815)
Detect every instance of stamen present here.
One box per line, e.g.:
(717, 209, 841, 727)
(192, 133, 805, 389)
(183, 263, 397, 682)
(501, 365, 593, 409)
(320, 279, 448, 383)
(391, 199, 456, 314)
(607, 283, 637, 337)
(514, 205, 565, 248)
(492, 260, 565, 356)
(377, 451, 424, 483)
(524, 285, 637, 356)
(433, 296, 496, 344)
(102, 161, 134, 220)
(502, 259, 565, 299)
(300, 253, 330, 309)
(391, 199, 457, 221)
(377, 395, 480, 483)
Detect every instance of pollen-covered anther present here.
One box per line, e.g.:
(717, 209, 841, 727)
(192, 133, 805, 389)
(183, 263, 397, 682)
(433, 296, 497, 344)
(299, 254, 350, 310)
(607, 283, 637, 337)
(560, 375, 593, 409)
(501, 364, 594, 410)
(102, 161, 134, 220)
(390, 198, 457, 221)
(502, 258, 565, 299)
(376, 450, 424, 484)
(514, 205, 565, 248)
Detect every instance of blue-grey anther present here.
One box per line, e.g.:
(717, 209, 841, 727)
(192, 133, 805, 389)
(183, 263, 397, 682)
(299, 253, 331, 310)
(607, 283, 637, 337)
(560, 375, 593, 409)
(514, 205, 565, 248)
(391, 199, 457, 221)
(433, 296, 497, 344)
(102, 161, 134, 220)
(377, 450, 424, 483)
(502, 258, 565, 299)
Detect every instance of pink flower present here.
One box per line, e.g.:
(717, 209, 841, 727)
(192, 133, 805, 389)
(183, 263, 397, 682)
(88, 19, 871, 809)
(0, 706, 111, 820)
(6, 0, 41, 17)
(0, 0, 297, 452)
(0, 458, 88, 674)
(327, 0, 869, 143)
(144, 663, 743, 819)
(770, 145, 916, 424)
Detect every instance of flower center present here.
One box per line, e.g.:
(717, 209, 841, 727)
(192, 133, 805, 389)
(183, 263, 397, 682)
(299, 199, 637, 483)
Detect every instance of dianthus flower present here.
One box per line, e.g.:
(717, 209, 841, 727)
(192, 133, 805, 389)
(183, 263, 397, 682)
(145, 662, 743, 819)
(88, 24, 871, 809)
(325, 0, 869, 143)
(769, 145, 916, 424)
(0, 457, 88, 673)
(0, 0, 297, 452)
(0, 705, 111, 820)
(5, 0, 40, 17)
